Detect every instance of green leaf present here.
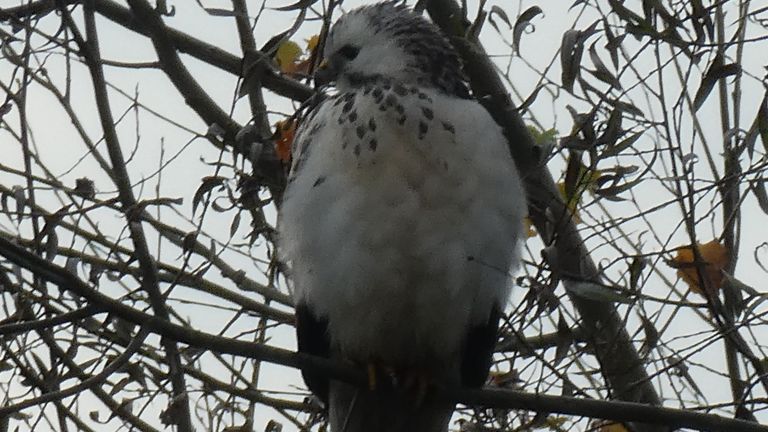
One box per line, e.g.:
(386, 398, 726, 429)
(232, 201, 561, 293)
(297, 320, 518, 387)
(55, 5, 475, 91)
(608, 98, 645, 117)
(560, 30, 579, 92)
(518, 84, 544, 112)
(758, 93, 768, 153)
(595, 108, 623, 149)
(594, 173, 643, 200)
(230, 211, 242, 237)
(201, 7, 236, 17)
(690, 0, 713, 43)
(629, 256, 647, 291)
(273, 0, 319, 11)
(512, 6, 542, 54)
(639, 315, 659, 356)
(554, 314, 571, 365)
(560, 21, 599, 92)
(192, 176, 227, 215)
(601, 131, 643, 158)
(563, 151, 584, 202)
(488, 5, 512, 31)
(608, 0, 644, 24)
(603, 18, 625, 69)
(588, 42, 622, 89)
(693, 53, 742, 112)
(752, 180, 768, 216)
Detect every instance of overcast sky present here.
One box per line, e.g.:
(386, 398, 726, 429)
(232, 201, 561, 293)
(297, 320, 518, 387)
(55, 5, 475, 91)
(1, 0, 767, 430)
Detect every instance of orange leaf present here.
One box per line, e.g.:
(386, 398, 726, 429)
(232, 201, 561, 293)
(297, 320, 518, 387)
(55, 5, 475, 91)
(290, 58, 313, 77)
(274, 119, 296, 163)
(669, 240, 728, 296)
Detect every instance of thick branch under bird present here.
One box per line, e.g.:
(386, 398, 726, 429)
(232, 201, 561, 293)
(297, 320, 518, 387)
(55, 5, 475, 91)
(279, 3, 525, 431)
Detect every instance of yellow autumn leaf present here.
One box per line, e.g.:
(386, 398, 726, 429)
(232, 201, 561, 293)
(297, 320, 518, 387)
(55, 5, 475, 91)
(573, 164, 604, 194)
(585, 169, 604, 192)
(274, 40, 302, 73)
(556, 180, 582, 224)
(598, 422, 630, 432)
(523, 217, 537, 238)
(306, 34, 320, 52)
(557, 163, 603, 225)
(544, 416, 567, 428)
(488, 369, 521, 388)
(669, 239, 728, 296)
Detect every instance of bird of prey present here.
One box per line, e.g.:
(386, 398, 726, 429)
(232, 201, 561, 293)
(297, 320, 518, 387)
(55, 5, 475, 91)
(279, 3, 525, 431)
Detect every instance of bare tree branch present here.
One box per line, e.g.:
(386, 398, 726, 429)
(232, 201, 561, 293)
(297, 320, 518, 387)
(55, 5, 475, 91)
(425, 3, 662, 431)
(2, 232, 767, 432)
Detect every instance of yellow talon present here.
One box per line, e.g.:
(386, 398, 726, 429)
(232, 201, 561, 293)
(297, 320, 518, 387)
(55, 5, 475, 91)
(367, 363, 377, 390)
(402, 370, 429, 406)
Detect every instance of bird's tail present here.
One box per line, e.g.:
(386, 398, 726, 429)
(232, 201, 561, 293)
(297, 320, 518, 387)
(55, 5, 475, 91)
(328, 380, 454, 432)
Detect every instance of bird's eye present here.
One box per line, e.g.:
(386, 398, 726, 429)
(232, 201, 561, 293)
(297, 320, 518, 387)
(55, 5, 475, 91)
(338, 45, 360, 60)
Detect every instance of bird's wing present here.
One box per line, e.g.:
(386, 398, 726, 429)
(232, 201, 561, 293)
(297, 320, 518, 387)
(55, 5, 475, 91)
(295, 302, 330, 404)
(461, 304, 504, 388)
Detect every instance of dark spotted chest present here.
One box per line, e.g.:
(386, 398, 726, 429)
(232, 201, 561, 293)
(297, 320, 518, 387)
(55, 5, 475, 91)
(330, 83, 455, 158)
(290, 83, 459, 187)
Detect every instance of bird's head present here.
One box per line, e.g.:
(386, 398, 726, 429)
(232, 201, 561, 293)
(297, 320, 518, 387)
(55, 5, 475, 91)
(315, 2, 469, 97)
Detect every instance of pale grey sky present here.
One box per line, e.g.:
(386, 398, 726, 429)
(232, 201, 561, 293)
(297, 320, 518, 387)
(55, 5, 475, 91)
(1, 0, 767, 430)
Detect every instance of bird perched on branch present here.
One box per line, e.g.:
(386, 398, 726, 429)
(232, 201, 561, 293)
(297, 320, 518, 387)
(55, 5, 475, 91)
(279, 3, 524, 431)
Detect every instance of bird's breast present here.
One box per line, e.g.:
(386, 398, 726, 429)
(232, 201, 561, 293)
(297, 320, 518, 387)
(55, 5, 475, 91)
(280, 86, 523, 368)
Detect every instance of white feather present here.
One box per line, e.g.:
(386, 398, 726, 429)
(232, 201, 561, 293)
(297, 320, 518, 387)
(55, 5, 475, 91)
(280, 83, 524, 368)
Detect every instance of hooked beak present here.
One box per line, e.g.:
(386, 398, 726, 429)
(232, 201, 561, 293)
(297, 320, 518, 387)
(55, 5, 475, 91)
(314, 58, 339, 87)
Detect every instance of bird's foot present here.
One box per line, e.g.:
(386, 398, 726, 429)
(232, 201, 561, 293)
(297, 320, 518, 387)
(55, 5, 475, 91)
(367, 363, 377, 390)
(361, 362, 434, 405)
(400, 369, 430, 406)
(364, 361, 396, 391)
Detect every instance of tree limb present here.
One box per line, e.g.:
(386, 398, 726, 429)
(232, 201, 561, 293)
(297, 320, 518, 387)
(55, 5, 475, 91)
(425, 2, 663, 431)
(67, 2, 194, 430)
(1, 235, 766, 432)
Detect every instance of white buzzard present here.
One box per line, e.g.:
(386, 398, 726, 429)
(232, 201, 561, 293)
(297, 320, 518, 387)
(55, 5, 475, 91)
(279, 3, 525, 431)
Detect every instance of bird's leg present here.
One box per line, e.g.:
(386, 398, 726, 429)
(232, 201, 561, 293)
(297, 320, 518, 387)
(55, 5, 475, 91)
(367, 363, 378, 390)
(362, 361, 430, 404)
(364, 361, 396, 391)
(400, 368, 431, 406)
